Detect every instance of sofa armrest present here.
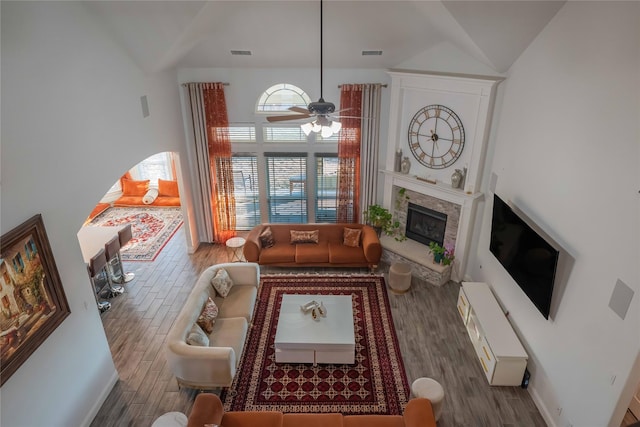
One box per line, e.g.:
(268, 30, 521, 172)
(243, 226, 263, 262)
(361, 226, 382, 264)
(403, 398, 437, 427)
(166, 342, 237, 388)
(187, 393, 224, 427)
(212, 262, 260, 287)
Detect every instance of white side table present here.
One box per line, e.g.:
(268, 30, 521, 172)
(226, 237, 246, 262)
(151, 412, 187, 427)
(411, 377, 445, 421)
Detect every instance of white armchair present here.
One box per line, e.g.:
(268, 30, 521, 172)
(166, 262, 259, 389)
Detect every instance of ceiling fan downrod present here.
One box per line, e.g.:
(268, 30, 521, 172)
(319, 0, 323, 102)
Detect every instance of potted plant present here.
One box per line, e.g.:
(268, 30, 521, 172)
(363, 204, 405, 241)
(429, 242, 455, 265)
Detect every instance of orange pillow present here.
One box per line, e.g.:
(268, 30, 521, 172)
(158, 179, 179, 197)
(343, 227, 361, 248)
(121, 179, 149, 196)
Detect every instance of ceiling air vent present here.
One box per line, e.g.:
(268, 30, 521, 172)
(230, 50, 252, 56)
(362, 50, 383, 56)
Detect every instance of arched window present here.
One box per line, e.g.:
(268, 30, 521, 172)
(256, 83, 310, 113)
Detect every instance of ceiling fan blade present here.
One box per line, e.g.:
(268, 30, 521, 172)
(289, 106, 310, 114)
(266, 113, 312, 122)
(332, 107, 352, 115)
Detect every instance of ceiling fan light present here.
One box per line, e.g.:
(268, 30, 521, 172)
(321, 125, 334, 138)
(312, 121, 322, 132)
(330, 120, 342, 133)
(301, 122, 314, 135)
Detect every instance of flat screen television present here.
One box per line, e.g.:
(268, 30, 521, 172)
(489, 194, 560, 319)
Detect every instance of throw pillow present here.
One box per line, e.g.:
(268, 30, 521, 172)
(290, 230, 319, 244)
(343, 227, 362, 248)
(196, 297, 218, 334)
(210, 268, 233, 298)
(121, 179, 150, 196)
(186, 323, 210, 346)
(158, 179, 179, 197)
(259, 226, 275, 248)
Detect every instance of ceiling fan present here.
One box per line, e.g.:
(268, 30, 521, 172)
(266, 0, 349, 137)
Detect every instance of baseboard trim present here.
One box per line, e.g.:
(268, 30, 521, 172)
(529, 384, 558, 427)
(80, 370, 119, 427)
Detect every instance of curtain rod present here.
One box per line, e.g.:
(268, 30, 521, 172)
(338, 84, 387, 88)
(181, 82, 230, 87)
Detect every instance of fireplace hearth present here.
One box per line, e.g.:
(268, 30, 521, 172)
(405, 203, 447, 247)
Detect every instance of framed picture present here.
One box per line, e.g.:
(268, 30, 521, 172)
(0, 214, 71, 386)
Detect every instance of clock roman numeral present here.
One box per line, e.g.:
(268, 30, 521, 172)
(423, 110, 430, 120)
(453, 139, 461, 145)
(451, 126, 460, 132)
(434, 108, 441, 118)
(449, 149, 457, 158)
(411, 142, 421, 149)
(419, 152, 426, 161)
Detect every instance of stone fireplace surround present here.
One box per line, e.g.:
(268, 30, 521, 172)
(381, 170, 483, 283)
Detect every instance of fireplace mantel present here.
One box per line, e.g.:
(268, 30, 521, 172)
(381, 169, 483, 282)
(381, 170, 482, 207)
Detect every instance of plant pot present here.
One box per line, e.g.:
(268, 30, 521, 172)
(372, 226, 382, 237)
(433, 253, 443, 264)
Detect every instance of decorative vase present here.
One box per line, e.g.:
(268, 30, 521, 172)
(433, 253, 443, 264)
(451, 169, 463, 189)
(400, 157, 411, 174)
(394, 149, 402, 172)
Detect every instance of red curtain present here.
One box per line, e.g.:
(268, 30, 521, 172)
(336, 84, 363, 223)
(202, 83, 236, 243)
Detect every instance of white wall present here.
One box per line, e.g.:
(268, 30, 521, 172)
(1, 2, 186, 426)
(468, 2, 640, 426)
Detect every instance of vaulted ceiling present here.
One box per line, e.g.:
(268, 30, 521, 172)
(84, 1, 566, 74)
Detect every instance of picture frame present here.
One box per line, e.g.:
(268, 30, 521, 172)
(0, 214, 71, 386)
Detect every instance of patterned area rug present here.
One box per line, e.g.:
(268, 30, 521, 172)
(88, 207, 183, 261)
(222, 274, 409, 415)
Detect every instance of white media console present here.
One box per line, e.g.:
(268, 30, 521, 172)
(457, 282, 528, 386)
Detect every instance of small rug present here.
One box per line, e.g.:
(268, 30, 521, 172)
(88, 207, 183, 261)
(222, 274, 410, 415)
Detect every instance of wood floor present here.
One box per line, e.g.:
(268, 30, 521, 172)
(90, 226, 547, 426)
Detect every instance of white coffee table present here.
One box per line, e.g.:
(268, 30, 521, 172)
(274, 294, 355, 365)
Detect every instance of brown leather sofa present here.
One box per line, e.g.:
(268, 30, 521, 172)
(186, 393, 437, 427)
(243, 223, 381, 269)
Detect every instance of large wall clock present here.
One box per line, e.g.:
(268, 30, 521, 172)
(407, 104, 465, 169)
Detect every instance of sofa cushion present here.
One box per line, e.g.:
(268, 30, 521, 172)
(295, 242, 329, 263)
(283, 413, 344, 427)
(158, 179, 179, 197)
(328, 243, 368, 264)
(186, 323, 209, 347)
(122, 179, 149, 196)
(208, 317, 249, 368)
(214, 284, 257, 321)
(343, 227, 361, 247)
(211, 268, 233, 298)
(222, 412, 283, 427)
(290, 229, 319, 244)
(197, 297, 219, 334)
(343, 415, 404, 427)
(259, 244, 296, 264)
(259, 226, 275, 248)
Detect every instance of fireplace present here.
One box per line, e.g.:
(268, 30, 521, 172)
(405, 202, 447, 247)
